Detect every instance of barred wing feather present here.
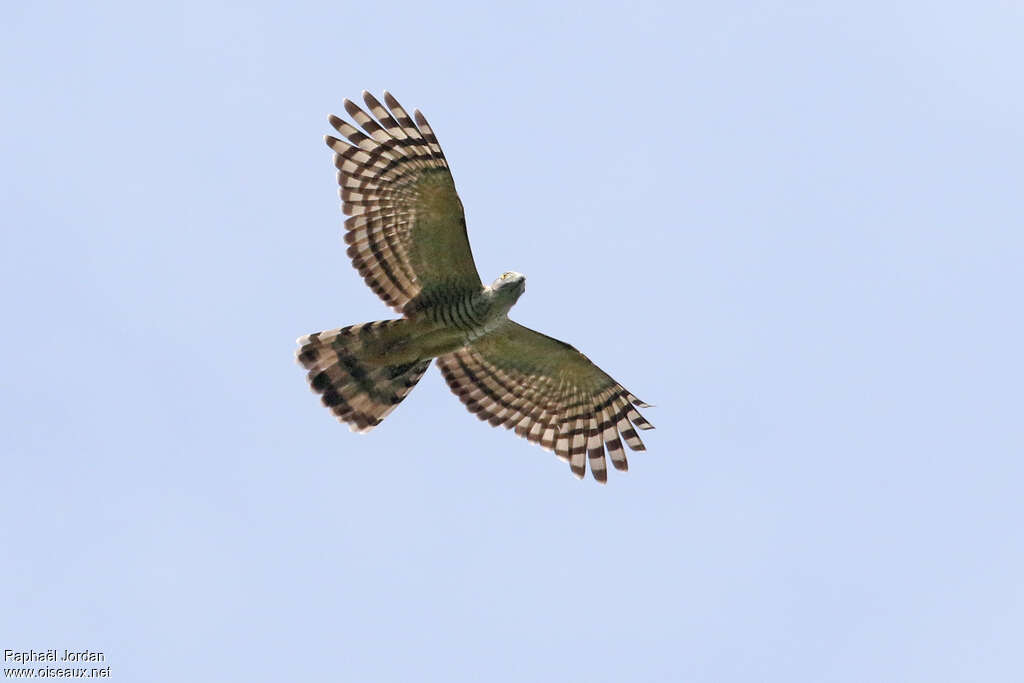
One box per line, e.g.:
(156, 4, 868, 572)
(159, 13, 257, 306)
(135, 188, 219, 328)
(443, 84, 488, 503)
(326, 91, 483, 313)
(437, 322, 653, 483)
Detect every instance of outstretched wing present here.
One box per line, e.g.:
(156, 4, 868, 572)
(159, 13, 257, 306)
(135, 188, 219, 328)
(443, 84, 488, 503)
(436, 322, 654, 483)
(326, 91, 482, 314)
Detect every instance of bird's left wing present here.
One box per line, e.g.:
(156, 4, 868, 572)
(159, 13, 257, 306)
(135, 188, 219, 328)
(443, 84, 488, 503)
(326, 91, 483, 314)
(437, 322, 653, 482)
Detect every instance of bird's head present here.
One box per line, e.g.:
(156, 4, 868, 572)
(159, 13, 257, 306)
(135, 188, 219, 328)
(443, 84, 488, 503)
(491, 271, 526, 307)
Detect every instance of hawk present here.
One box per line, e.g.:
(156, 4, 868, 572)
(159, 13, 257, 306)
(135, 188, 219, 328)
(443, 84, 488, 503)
(297, 91, 654, 482)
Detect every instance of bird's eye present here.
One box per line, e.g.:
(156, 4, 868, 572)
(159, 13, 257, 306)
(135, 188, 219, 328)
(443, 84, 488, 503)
(501, 272, 511, 280)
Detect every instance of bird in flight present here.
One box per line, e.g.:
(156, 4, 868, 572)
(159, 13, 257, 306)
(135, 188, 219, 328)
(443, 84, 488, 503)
(296, 91, 653, 482)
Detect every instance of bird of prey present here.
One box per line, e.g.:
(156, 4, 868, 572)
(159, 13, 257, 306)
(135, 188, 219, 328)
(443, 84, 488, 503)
(296, 91, 653, 482)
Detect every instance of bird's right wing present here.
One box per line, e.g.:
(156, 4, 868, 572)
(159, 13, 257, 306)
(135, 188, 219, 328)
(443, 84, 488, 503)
(436, 322, 654, 483)
(326, 91, 483, 314)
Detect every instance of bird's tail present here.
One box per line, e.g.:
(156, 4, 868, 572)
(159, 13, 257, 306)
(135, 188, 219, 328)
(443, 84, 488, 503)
(296, 320, 431, 432)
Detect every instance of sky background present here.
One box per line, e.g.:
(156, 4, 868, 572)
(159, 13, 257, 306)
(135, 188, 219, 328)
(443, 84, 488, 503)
(2, 1, 1022, 681)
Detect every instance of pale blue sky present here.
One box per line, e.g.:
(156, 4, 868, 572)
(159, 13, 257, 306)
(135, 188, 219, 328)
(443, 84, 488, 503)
(2, 1, 1022, 681)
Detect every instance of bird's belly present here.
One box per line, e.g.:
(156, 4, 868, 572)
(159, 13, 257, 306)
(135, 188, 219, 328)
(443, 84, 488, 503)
(403, 315, 508, 359)
(408, 324, 473, 359)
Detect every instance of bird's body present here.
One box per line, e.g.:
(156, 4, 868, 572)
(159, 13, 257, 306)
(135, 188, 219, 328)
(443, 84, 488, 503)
(409, 272, 525, 343)
(297, 91, 653, 482)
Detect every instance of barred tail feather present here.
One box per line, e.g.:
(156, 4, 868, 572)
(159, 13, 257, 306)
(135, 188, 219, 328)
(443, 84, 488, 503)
(296, 320, 431, 432)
